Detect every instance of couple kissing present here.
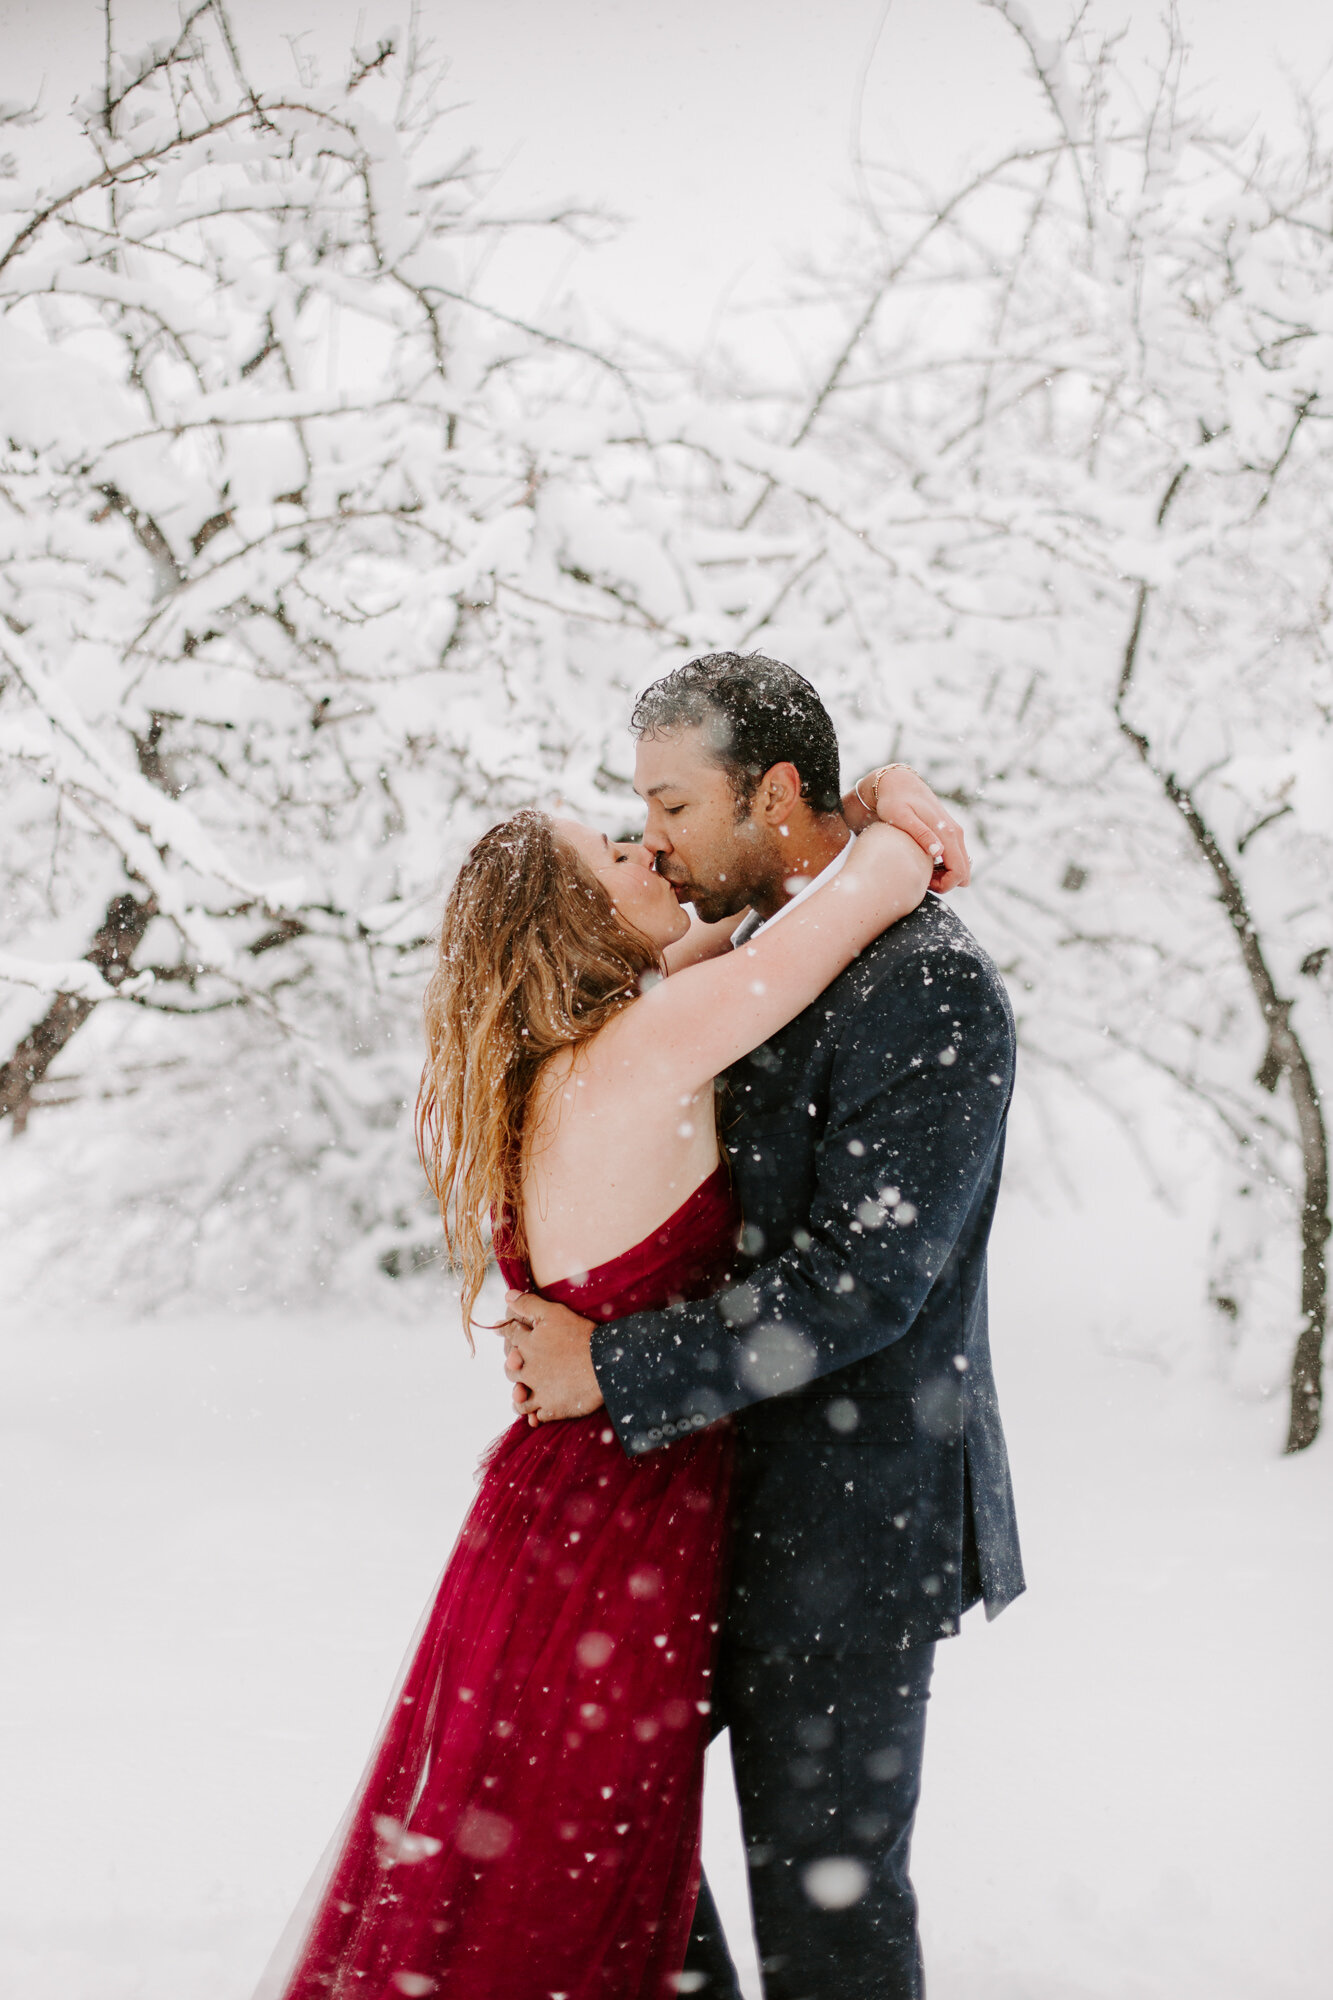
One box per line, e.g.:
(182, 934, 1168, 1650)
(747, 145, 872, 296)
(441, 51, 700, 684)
(259, 650, 1024, 2000)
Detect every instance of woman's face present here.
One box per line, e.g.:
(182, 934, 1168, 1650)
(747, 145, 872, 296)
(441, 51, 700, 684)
(554, 819, 690, 954)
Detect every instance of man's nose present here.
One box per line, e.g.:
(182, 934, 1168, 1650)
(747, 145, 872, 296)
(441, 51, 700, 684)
(641, 817, 670, 858)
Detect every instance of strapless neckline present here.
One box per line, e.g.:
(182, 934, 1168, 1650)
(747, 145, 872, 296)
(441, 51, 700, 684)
(495, 1161, 738, 1321)
(536, 1161, 729, 1293)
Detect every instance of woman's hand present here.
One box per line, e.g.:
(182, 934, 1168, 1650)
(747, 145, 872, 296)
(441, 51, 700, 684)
(842, 765, 971, 890)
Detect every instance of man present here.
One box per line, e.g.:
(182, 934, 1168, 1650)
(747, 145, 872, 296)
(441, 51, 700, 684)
(505, 652, 1023, 1999)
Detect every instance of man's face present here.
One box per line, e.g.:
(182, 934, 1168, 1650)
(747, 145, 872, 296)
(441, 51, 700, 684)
(634, 725, 777, 923)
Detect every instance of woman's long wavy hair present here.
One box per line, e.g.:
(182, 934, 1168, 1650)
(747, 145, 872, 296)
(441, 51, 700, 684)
(417, 809, 661, 1339)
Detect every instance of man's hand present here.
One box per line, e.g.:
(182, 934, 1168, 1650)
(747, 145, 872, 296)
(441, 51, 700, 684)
(843, 765, 971, 890)
(499, 1291, 603, 1426)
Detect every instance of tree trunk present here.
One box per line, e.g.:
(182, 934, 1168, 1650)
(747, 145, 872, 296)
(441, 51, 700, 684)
(0, 891, 157, 1132)
(1116, 569, 1329, 1451)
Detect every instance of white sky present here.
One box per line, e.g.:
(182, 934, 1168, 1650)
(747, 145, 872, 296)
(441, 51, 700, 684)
(4, 0, 1333, 358)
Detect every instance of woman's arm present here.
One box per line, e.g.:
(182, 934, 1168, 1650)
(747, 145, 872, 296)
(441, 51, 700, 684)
(661, 907, 751, 974)
(603, 824, 932, 1095)
(661, 769, 965, 975)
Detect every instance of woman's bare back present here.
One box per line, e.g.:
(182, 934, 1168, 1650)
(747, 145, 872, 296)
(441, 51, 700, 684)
(520, 1040, 721, 1287)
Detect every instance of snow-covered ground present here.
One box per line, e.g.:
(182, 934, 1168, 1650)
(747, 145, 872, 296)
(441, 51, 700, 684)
(2, 1133, 1329, 1999)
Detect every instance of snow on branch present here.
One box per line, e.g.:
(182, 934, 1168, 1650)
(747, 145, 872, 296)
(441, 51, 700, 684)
(0, 952, 152, 1003)
(0, 1, 811, 1300)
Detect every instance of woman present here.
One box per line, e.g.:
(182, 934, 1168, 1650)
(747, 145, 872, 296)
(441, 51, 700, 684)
(261, 789, 937, 2000)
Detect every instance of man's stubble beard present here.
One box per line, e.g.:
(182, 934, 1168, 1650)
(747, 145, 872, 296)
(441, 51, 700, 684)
(688, 882, 751, 925)
(658, 819, 780, 925)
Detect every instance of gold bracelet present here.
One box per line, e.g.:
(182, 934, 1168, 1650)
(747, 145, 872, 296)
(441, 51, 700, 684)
(853, 762, 906, 814)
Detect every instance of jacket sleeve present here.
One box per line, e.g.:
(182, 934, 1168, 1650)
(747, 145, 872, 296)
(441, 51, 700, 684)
(589, 939, 1014, 1456)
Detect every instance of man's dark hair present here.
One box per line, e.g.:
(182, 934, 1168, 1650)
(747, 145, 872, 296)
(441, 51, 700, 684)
(630, 652, 842, 815)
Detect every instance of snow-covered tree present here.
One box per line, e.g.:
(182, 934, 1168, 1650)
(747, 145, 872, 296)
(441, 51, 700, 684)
(0, 4, 804, 1302)
(693, 3, 1331, 1448)
(6, 4, 1326, 1461)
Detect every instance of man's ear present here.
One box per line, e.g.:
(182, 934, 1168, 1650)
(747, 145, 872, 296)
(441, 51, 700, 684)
(754, 761, 805, 825)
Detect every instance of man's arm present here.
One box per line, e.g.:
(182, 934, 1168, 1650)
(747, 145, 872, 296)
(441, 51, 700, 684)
(589, 939, 1013, 1453)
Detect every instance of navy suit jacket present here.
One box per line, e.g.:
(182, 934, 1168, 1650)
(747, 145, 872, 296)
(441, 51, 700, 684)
(591, 894, 1025, 1653)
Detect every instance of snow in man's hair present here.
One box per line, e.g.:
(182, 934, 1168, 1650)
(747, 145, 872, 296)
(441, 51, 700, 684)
(631, 651, 843, 815)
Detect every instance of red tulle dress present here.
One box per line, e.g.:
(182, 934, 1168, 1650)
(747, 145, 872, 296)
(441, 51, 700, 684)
(263, 1165, 738, 2000)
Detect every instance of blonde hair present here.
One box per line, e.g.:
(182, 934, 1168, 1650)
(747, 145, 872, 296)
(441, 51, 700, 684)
(416, 809, 660, 1338)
